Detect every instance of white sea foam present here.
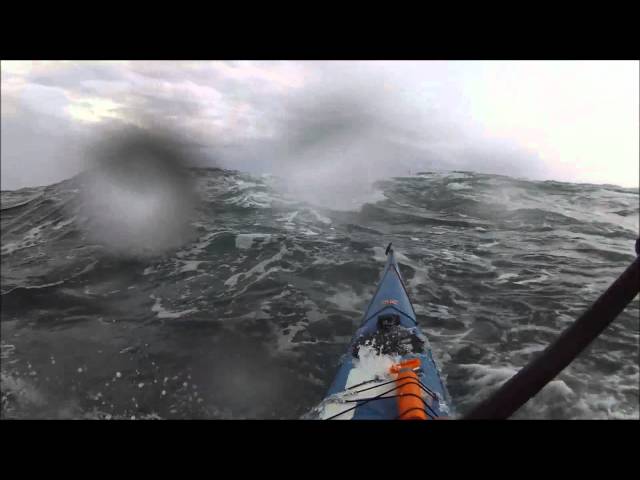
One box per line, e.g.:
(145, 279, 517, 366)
(235, 233, 272, 250)
(326, 288, 366, 313)
(224, 244, 289, 289)
(150, 294, 197, 319)
(178, 260, 203, 273)
(446, 182, 470, 191)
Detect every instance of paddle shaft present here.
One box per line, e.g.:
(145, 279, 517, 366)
(464, 255, 640, 419)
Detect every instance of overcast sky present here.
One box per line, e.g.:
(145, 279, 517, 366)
(1, 60, 638, 191)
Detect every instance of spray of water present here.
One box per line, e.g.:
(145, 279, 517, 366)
(236, 84, 432, 211)
(79, 128, 200, 257)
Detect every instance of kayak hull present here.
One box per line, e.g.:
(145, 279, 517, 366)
(317, 246, 451, 420)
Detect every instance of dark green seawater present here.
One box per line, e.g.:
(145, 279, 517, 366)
(1, 169, 638, 419)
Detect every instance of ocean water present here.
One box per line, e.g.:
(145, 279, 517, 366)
(1, 168, 638, 419)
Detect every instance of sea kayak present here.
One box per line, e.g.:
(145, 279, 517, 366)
(313, 243, 451, 420)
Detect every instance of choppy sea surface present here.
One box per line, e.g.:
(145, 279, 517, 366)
(1, 168, 638, 419)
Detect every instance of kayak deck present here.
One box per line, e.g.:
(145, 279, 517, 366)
(314, 244, 451, 420)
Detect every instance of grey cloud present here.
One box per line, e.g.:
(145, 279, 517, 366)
(1, 103, 126, 190)
(30, 62, 132, 94)
(0, 61, 567, 195)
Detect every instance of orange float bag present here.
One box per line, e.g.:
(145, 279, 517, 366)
(390, 359, 428, 420)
